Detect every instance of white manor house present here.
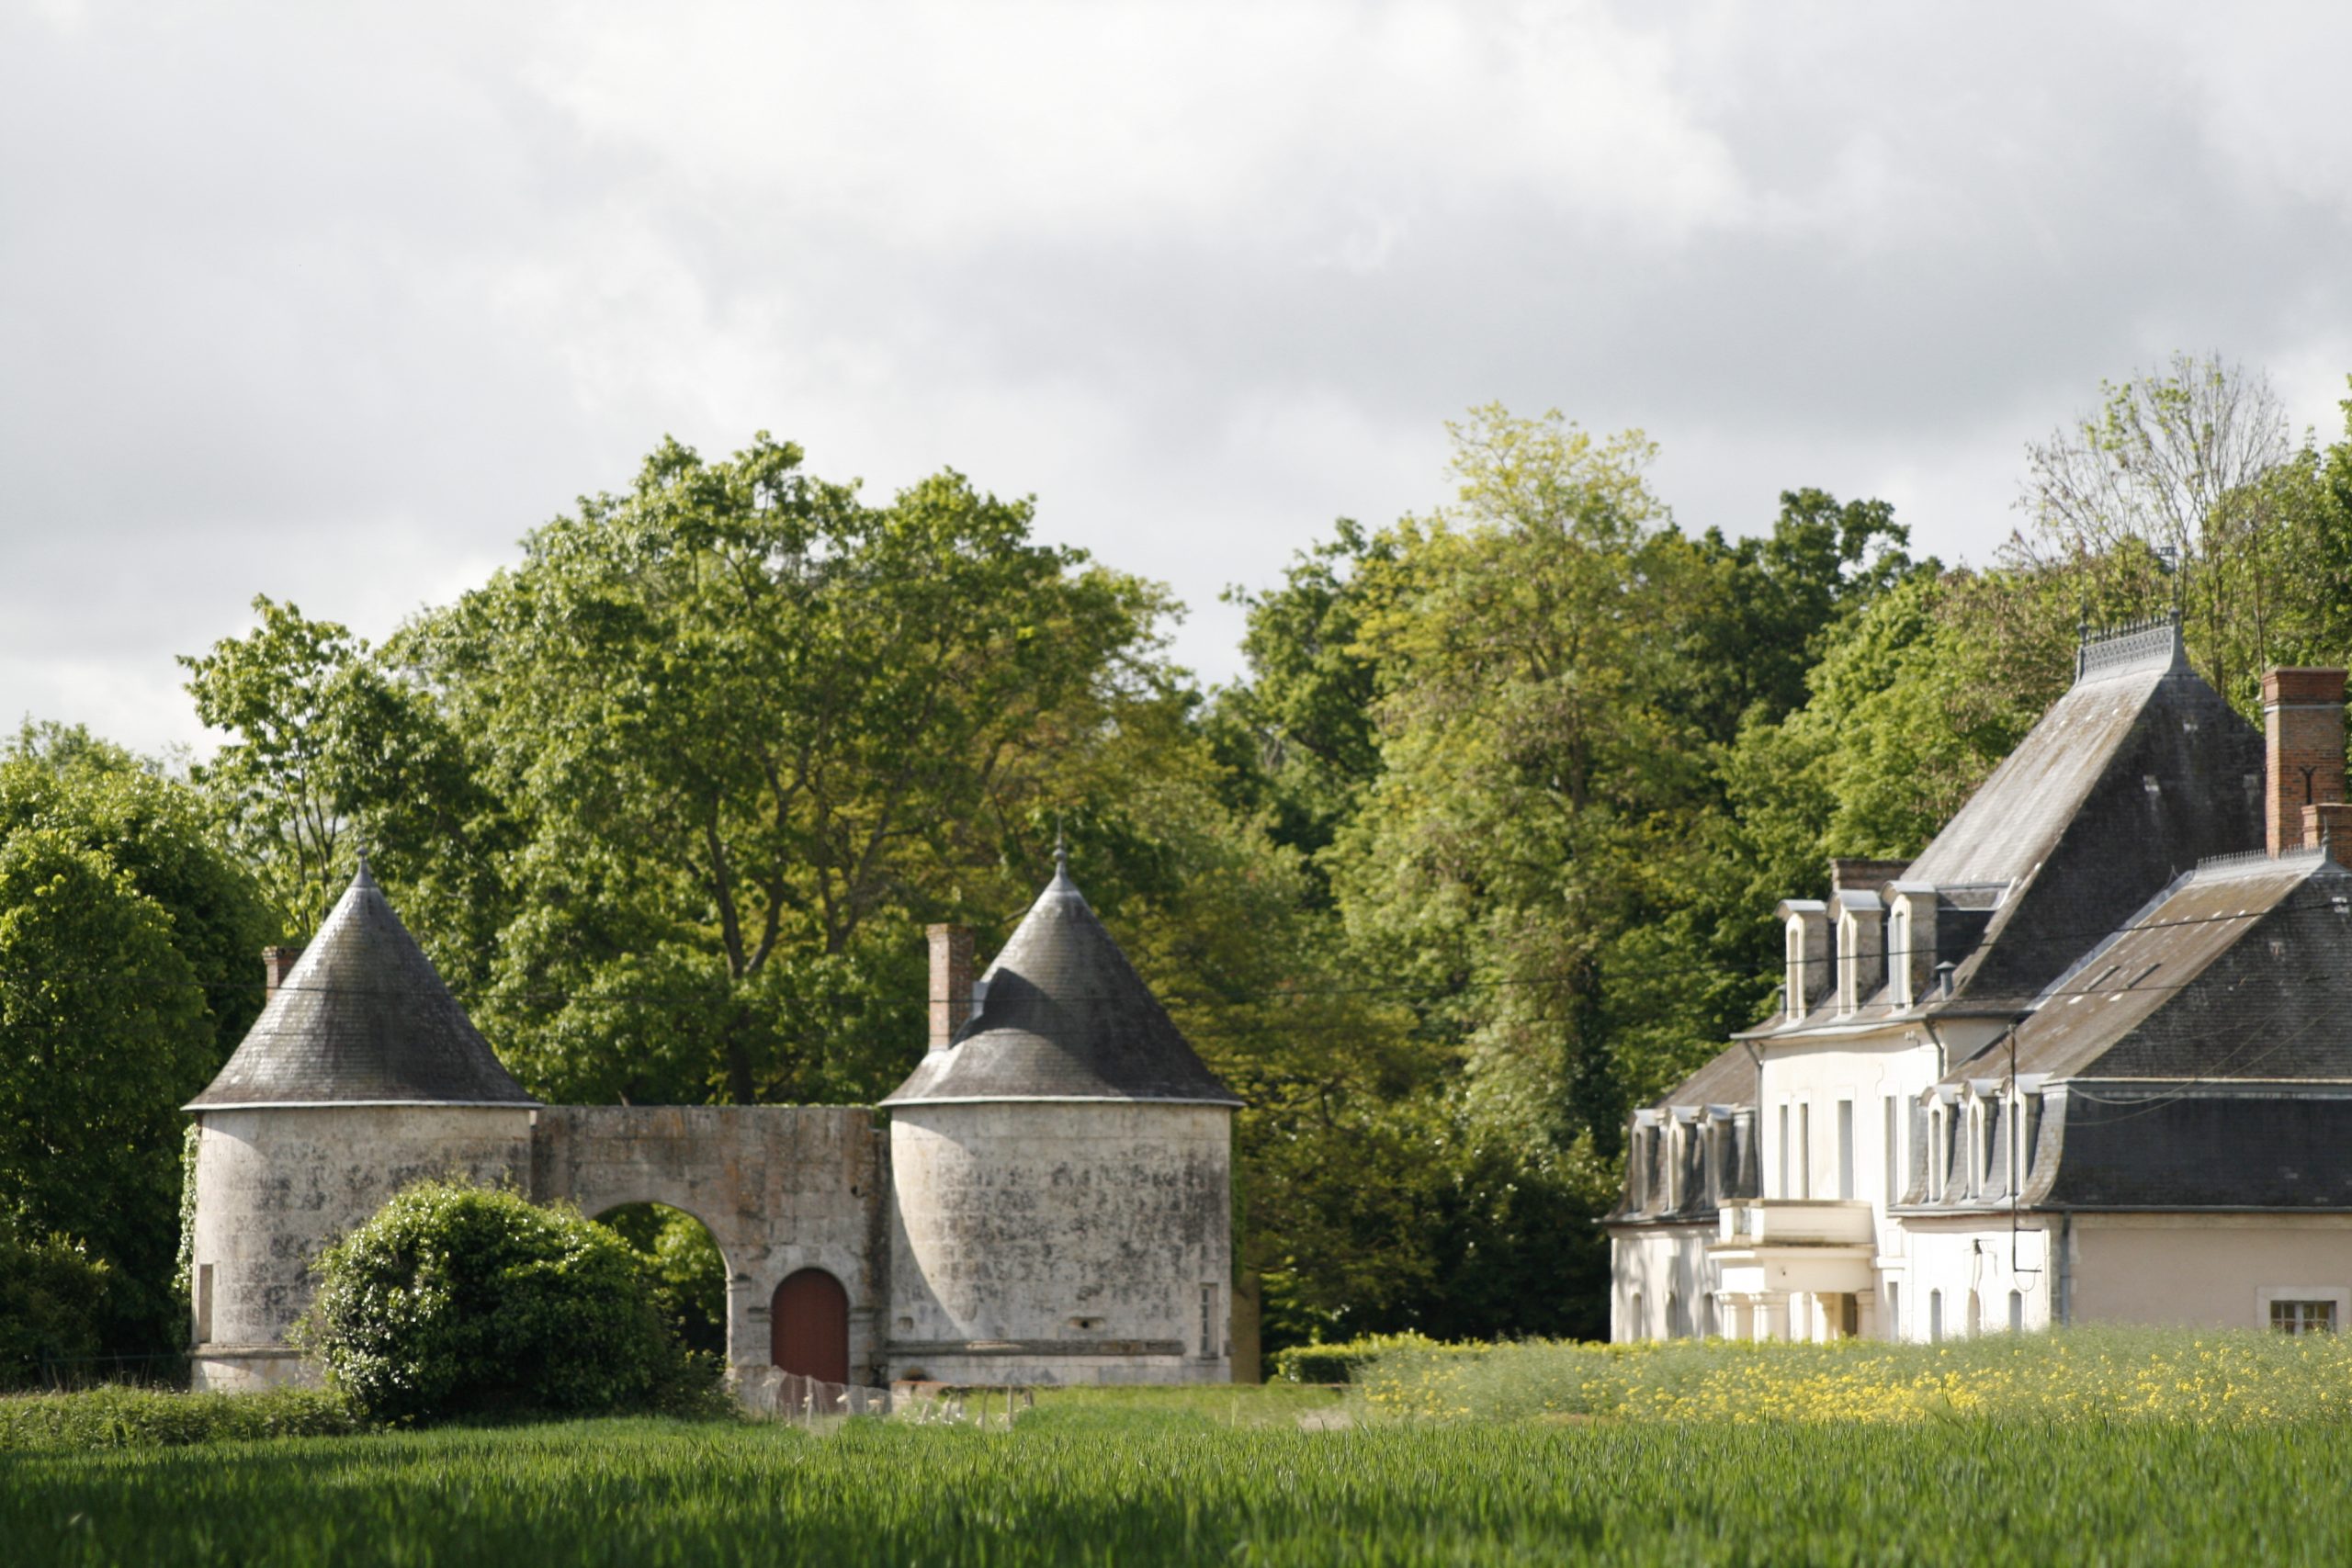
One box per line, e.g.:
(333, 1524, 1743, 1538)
(1609, 618, 2352, 1343)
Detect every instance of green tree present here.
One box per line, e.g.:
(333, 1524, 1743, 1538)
(2016, 352, 2298, 709)
(0, 832, 212, 1354)
(0, 745, 278, 1055)
(1206, 519, 1396, 901)
(389, 434, 1168, 1107)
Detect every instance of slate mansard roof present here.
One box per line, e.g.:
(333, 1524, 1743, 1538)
(1906, 847, 2352, 1213)
(187, 862, 537, 1111)
(883, 857, 1242, 1108)
(1754, 617, 2264, 1038)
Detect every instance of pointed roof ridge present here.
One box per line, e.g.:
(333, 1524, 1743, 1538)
(1905, 652, 2262, 1008)
(187, 864, 537, 1110)
(882, 862, 1241, 1107)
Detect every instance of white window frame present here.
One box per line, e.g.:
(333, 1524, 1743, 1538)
(1837, 1096, 1856, 1201)
(1888, 903, 1912, 1008)
(1928, 1107, 1945, 1201)
(1883, 1094, 1900, 1206)
(1798, 1101, 1813, 1199)
(2256, 1285, 2350, 1333)
(1777, 1101, 1791, 1199)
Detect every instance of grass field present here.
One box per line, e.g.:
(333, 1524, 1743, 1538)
(8, 1337, 2352, 1564)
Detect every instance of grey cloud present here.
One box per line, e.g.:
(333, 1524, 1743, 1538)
(4, 1, 2349, 752)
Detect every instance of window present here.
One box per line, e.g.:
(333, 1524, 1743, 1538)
(1798, 1103, 1813, 1199)
(1778, 1104, 1791, 1199)
(1630, 1126, 1649, 1211)
(2271, 1300, 2337, 1336)
(2004, 1095, 2019, 1191)
(1928, 1109, 1945, 1201)
(1667, 1290, 1685, 1339)
(1928, 1289, 1943, 1343)
(1663, 1124, 1679, 1212)
(1200, 1284, 1217, 1357)
(2007, 1290, 2025, 1333)
(195, 1263, 214, 1345)
(1883, 1095, 1899, 1204)
(1628, 1290, 1644, 1341)
(1889, 904, 1911, 1008)
(1837, 1099, 1856, 1201)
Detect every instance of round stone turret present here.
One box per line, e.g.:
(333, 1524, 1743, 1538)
(184, 861, 538, 1390)
(881, 855, 1241, 1384)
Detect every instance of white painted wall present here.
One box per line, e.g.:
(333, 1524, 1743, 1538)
(1610, 1224, 1715, 1340)
(2070, 1215, 2352, 1331)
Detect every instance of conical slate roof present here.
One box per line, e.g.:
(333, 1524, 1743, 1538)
(883, 854, 1242, 1107)
(187, 860, 537, 1110)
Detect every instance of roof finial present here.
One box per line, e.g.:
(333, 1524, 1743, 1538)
(352, 834, 376, 889)
(1053, 815, 1070, 883)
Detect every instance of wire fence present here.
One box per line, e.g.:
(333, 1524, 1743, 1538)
(733, 1369, 1035, 1427)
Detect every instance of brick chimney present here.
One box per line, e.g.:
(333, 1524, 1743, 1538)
(262, 944, 303, 999)
(927, 925, 974, 1053)
(2263, 668, 2347, 855)
(1829, 858, 1909, 896)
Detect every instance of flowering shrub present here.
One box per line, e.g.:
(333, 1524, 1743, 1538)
(301, 1179, 718, 1425)
(1349, 1326, 2352, 1424)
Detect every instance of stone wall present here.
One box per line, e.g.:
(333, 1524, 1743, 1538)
(528, 1105, 888, 1381)
(887, 1101, 1232, 1385)
(187, 1104, 536, 1392)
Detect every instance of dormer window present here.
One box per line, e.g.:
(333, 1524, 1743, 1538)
(1778, 900, 1828, 1020)
(1785, 921, 1805, 1016)
(1835, 892, 1884, 1015)
(1889, 903, 1912, 1008)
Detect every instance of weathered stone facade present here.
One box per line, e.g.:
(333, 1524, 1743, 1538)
(185, 855, 1240, 1393)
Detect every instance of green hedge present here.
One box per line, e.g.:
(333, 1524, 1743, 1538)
(301, 1179, 720, 1425)
(1269, 1332, 1452, 1384)
(0, 1384, 357, 1450)
(0, 1225, 112, 1391)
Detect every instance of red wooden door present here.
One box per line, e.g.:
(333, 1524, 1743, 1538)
(771, 1268, 850, 1386)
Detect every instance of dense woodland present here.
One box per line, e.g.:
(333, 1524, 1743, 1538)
(9, 355, 2352, 1374)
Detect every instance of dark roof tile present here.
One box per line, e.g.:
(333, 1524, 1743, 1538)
(187, 862, 536, 1109)
(882, 859, 1240, 1107)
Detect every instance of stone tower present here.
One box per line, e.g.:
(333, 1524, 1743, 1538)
(880, 848, 1241, 1384)
(184, 859, 539, 1391)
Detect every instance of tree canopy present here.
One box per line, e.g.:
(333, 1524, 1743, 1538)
(136, 370, 2352, 1357)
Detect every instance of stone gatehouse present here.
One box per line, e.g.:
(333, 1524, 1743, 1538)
(185, 850, 1238, 1393)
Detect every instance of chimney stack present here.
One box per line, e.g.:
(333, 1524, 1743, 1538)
(927, 925, 974, 1053)
(2263, 668, 2348, 855)
(262, 944, 303, 999)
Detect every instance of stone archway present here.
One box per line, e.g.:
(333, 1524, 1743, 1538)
(772, 1268, 850, 1385)
(593, 1201, 729, 1358)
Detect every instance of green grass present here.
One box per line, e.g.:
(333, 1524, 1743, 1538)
(4, 1400, 2352, 1564)
(9, 1337, 2352, 1564)
(0, 1385, 356, 1450)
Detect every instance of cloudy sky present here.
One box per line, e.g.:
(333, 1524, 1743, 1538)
(6, 1, 2350, 756)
